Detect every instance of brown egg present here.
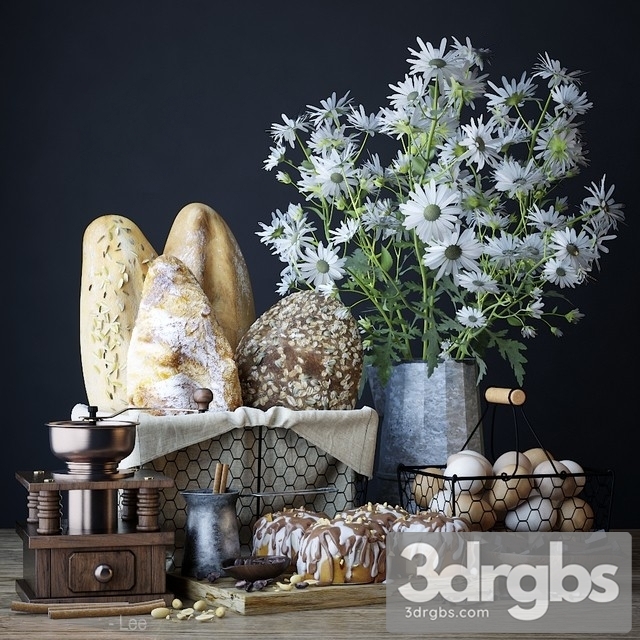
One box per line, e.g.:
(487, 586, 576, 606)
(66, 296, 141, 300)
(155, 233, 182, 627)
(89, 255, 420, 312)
(412, 467, 444, 509)
(492, 450, 533, 475)
(523, 447, 554, 469)
(486, 464, 533, 515)
(557, 496, 594, 531)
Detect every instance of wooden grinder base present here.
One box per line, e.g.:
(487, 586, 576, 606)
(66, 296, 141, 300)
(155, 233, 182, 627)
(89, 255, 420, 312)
(14, 469, 175, 605)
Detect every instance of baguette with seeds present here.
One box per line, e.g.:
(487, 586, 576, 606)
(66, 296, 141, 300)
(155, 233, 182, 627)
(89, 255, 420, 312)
(79, 215, 158, 411)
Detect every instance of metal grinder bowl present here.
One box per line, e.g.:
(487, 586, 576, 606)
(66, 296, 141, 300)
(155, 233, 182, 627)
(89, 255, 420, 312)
(47, 419, 138, 479)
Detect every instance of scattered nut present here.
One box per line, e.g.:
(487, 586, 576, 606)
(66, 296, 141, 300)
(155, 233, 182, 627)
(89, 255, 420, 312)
(195, 612, 215, 621)
(214, 606, 226, 618)
(193, 599, 208, 611)
(150, 607, 171, 619)
(171, 598, 183, 609)
(276, 581, 293, 591)
(289, 574, 304, 584)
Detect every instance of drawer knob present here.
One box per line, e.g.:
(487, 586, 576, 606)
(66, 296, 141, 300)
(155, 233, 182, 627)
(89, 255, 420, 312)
(94, 563, 113, 583)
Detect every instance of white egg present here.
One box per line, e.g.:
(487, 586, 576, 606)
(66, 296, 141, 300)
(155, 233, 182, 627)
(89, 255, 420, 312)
(533, 460, 577, 502)
(504, 494, 558, 531)
(558, 459, 586, 496)
(492, 450, 533, 475)
(444, 454, 489, 494)
(428, 489, 454, 514)
(427, 489, 495, 531)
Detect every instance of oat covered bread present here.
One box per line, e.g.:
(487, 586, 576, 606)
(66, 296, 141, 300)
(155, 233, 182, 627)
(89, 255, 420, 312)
(126, 254, 242, 414)
(163, 202, 256, 353)
(80, 215, 158, 411)
(235, 290, 363, 410)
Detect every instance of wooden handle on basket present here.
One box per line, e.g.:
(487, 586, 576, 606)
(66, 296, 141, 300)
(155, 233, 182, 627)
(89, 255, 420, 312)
(485, 387, 526, 406)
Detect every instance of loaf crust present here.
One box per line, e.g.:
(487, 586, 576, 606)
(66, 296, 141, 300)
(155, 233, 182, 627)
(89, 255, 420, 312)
(79, 215, 158, 411)
(163, 202, 256, 353)
(126, 254, 242, 414)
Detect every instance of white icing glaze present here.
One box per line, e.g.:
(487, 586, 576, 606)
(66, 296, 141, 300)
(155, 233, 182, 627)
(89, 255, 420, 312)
(296, 518, 386, 583)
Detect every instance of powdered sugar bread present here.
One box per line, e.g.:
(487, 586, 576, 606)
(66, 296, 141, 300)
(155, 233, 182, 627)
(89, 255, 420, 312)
(163, 202, 256, 353)
(126, 254, 242, 414)
(80, 215, 158, 411)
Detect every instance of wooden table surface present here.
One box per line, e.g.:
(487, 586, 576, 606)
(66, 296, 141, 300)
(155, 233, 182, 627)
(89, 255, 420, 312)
(0, 528, 637, 639)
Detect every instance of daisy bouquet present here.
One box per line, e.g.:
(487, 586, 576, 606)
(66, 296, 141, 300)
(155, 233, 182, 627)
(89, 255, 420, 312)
(257, 36, 624, 385)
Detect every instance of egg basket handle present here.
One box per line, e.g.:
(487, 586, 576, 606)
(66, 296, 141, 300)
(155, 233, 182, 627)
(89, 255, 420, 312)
(484, 387, 526, 406)
(460, 386, 554, 467)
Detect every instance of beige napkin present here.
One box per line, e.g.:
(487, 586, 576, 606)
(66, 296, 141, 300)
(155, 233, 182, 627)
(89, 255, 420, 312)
(72, 404, 379, 478)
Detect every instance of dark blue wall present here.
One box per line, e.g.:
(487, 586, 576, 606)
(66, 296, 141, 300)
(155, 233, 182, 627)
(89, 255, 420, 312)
(3, 1, 637, 528)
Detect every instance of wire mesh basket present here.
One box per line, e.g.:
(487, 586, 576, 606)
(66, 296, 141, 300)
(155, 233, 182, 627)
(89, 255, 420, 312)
(397, 463, 614, 531)
(396, 387, 614, 532)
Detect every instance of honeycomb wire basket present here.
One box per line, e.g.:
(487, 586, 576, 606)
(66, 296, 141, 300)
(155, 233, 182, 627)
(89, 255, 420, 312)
(396, 387, 614, 532)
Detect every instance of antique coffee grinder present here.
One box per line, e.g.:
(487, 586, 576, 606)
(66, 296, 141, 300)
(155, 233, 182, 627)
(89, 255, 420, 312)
(15, 407, 176, 604)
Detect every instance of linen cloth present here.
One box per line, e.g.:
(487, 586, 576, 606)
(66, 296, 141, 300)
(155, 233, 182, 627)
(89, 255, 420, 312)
(71, 404, 379, 478)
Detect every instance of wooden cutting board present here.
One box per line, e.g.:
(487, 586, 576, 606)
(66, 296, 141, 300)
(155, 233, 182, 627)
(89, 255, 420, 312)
(167, 572, 386, 615)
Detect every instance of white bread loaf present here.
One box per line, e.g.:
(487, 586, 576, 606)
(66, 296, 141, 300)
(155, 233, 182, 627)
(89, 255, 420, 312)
(126, 254, 242, 414)
(163, 202, 256, 353)
(80, 215, 158, 411)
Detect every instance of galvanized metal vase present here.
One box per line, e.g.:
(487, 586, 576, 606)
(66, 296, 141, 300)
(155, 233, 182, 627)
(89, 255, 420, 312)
(368, 359, 483, 505)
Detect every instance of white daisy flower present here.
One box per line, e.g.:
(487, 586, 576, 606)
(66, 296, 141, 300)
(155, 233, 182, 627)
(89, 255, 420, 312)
(298, 148, 359, 202)
(330, 218, 360, 244)
(520, 233, 545, 262)
(306, 91, 352, 126)
(526, 297, 544, 319)
(543, 257, 580, 288)
(493, 157, 546, 198)
(549, 227, 596, 271)
(297, 242, 347, 288)
(308, 122, 356, 154)
(387, 74, 427, 110)
(406, 37, 467, 85)
(423, 227, 484, 280)
(532, 52, 584, 88)
(456, 305, 487, 328)
(551, 83, 592, 117)
(527, 205, 566, 232)
(484, 233, 522, 268)
(581, 175, 625, 231)
(533, 117, 586, 176)
(263, 144, 286, 171)
(346, 105, 382, 135)
(485, 72, 537, 111)
(459, 116, 502, 169)
(400, 180, 462, 242)
(275, 265, 296, 296)
(457, 269, 500, 294)
(270, 113, 308, 148)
